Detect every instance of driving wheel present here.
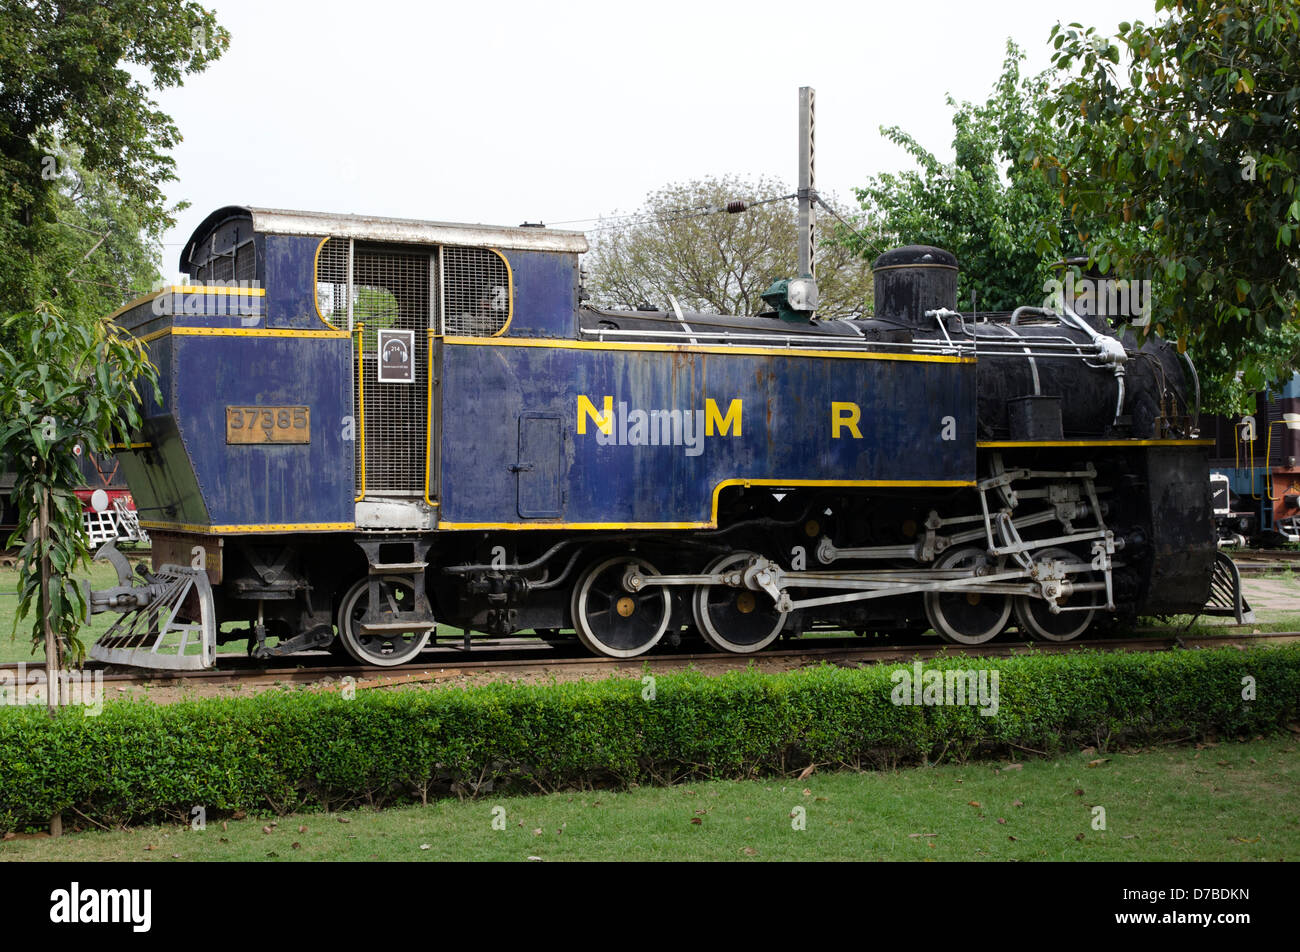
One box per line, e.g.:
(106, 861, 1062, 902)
(570, 556, 672, 658)
(692, 551, 788, 653)
(923, 546, 1012, 645)
(1014, 546, 1101, 642)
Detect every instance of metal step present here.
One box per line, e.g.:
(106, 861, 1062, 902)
(354, 536, 436, 628)
(368, 561, 429, 573)
(359, 618, 436, 633)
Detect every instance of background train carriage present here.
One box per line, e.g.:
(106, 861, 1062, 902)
(1199, 373, 1300, 546)
(1, 448, 147, 548)
(87, 206, 1240, 670)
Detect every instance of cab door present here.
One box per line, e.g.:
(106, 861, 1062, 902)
(353, 245, 434, 497)
(516, 413, 564, 518)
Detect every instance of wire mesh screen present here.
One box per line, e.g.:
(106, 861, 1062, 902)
(210, 252, 235, 283)
(443, 247, 510, 336)
(316, 238, 349, 327)
(315, 238, 361, 485)
(354, 247, 432, 494)
(235, 242, 257, 283)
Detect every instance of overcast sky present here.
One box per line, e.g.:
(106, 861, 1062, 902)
(154, 0, 1151, 281)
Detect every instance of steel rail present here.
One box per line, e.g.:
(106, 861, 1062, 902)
(2, 631, 1294, 688)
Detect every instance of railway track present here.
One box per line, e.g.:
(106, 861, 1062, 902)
(1229, 549, 1300, 576)
(0, 546, 151, 568)
(1233, 547, 1300, 558)
(1234, 565, 1297, 577)
(4, 630, 1296, 690)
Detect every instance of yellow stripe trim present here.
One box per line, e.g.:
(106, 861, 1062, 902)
(140, 521, 355, 534)
(107, 442, 153, 451)
(488, 248, 514, 338)
(977, 439, 1214, 448)
(107, 286, 269, 323)
(437, 521, 711, 531)
(167, 285, 266, 295)
(436, 477, 976, 531)
(443, 336, 975, 364)
(173, 327, 349, 339)
(355, 326, 366, 502)
(312, 237, 341, 331)
(107, 289, 165, 323)
(425, 332, 434, 506)
(137, 327, 350, 341)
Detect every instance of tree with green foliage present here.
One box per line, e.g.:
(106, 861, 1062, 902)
(1, 305, 159, 704)
(854, 41, 1078, 312)
(1034, 0, 1300, 410)
(0, 2, 218, 732)
(30, 142, 165, 320)
(0, 0, 228, 322)
(585, 175, 875, 319)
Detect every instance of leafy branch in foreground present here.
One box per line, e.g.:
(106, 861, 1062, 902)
(0, 303, 159, 675)
(1033, 1, 1300, 407)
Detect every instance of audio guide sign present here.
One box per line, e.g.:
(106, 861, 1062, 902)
(378, 328, 416, 383)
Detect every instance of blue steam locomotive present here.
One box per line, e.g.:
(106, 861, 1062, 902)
(87, 206, 1245, 669)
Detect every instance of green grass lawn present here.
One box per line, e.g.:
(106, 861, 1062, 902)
(0, 561, 270, 663)
(0, 562, 526, 663)
(0, 561, 122, 663)
(4, 735, 1295, 862)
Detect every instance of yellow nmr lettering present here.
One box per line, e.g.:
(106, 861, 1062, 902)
(831, 402, 862, 439)
(577, 395, 613, 435)
(705, 398, 742, 437)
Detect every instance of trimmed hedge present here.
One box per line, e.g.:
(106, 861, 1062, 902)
(0, 646, 1297, 832)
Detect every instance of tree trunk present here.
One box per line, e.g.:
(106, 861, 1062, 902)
(38, 486, 62, 837)
(39, 487, 59, 714)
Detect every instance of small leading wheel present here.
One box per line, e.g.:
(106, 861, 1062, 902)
(337, 577, 432, 666)
(1014, 546, 1101, 642)
(570, 556, 671, 658)
(692, 551, 788, 654)
(924, 546, 1012, 645)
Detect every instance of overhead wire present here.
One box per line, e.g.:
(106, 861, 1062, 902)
(811, 193, 891, 263)
(554, 193, 794, 228)
(577, 188, 890, 264)
(577, 192, 799, 235)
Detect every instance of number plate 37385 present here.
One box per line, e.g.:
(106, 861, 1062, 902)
(226, 406, 310, 444)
